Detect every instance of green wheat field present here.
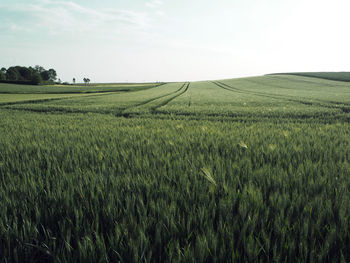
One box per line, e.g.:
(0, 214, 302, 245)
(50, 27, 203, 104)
(1, 73, 350, 262)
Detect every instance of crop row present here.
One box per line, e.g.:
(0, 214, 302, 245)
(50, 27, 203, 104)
(1, 110, 350, 262)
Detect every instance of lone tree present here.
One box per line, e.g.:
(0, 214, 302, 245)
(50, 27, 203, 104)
(83, 78, 91, 85)
(73, 78, 76, 84)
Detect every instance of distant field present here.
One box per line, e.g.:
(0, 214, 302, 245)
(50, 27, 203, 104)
(5, 75, 350, 120)
(270, 72, 350, 82)
(0, 93, 104, 105)
(0, 82, 162, 94)
(1, 74, 350, 262)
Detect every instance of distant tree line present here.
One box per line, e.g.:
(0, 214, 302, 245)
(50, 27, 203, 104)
(0, 65, 57, 85)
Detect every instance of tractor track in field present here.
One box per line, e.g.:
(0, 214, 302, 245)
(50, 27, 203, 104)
(150, 82, 190, 113)
(120, 82, 186, 113)
(1, 82, 188, 117)
(1, 106, 110, 115)
(117, 82, 189, 117)
(0, 91, 125, 107)
(3, 104, 349, 123)
(0, 83, 183, 115)
(240, 79, 350, 106)
(213, 81, 350, 113)
(266, 75, 350, 90)
(212, 81, 307, 104)
(244, 78, 316, 91)
(214, 80, 309, 102)
(214, 80, 319, 106)
(0, 83, 167, 107)
(3, 80, 350, 116)
(0, 82, 166, 95)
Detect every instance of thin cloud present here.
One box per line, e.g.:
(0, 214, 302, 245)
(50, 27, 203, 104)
(0, 0, 153, 37)
(146, 0, 165, 18)
(146, 0, 164, 8)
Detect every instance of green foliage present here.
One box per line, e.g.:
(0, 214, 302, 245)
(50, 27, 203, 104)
(31, 72, 42, 85)
(0, 71, 6, 81)
(40, 69, 57, 82)
(1, 74, 350, 262)
(0, 65, 57, 85)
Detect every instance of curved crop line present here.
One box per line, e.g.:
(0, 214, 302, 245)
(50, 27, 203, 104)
(118, 82, 189, 117)
(0, 83, 167, 107)
(148, 107, 349, 123)
(151, 82, 190, 113)
(213, 80, 308, 106)
(245, 78, 304, 91)
(0, 83, 166, 95)
(237, 79, 350, 106)
(4, 103, 348, 123)
(0, 92, 124, 107)
(118, 83, 187, 115)
(214, 81, 348, 110)
(265, 75, 350, 89)
(0, 98, 74, 107)
(1, 105, 105, 115)
(216, 81, 281, 97)
(212, 81, 246, 94)
(4, 81, 348, 117)
(254, 80, 350, 107)
(1, 83, 181, 115)
(268, 73, 350, 83)
(214, 81, 317, 106)
(217, 81, 319, 106)
(213, 81, 284, 101)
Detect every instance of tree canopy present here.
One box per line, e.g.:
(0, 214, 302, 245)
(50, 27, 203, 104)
(0, 65, 57, 85)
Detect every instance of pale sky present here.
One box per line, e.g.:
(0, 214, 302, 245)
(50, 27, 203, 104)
(1, 0, 350, 82)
